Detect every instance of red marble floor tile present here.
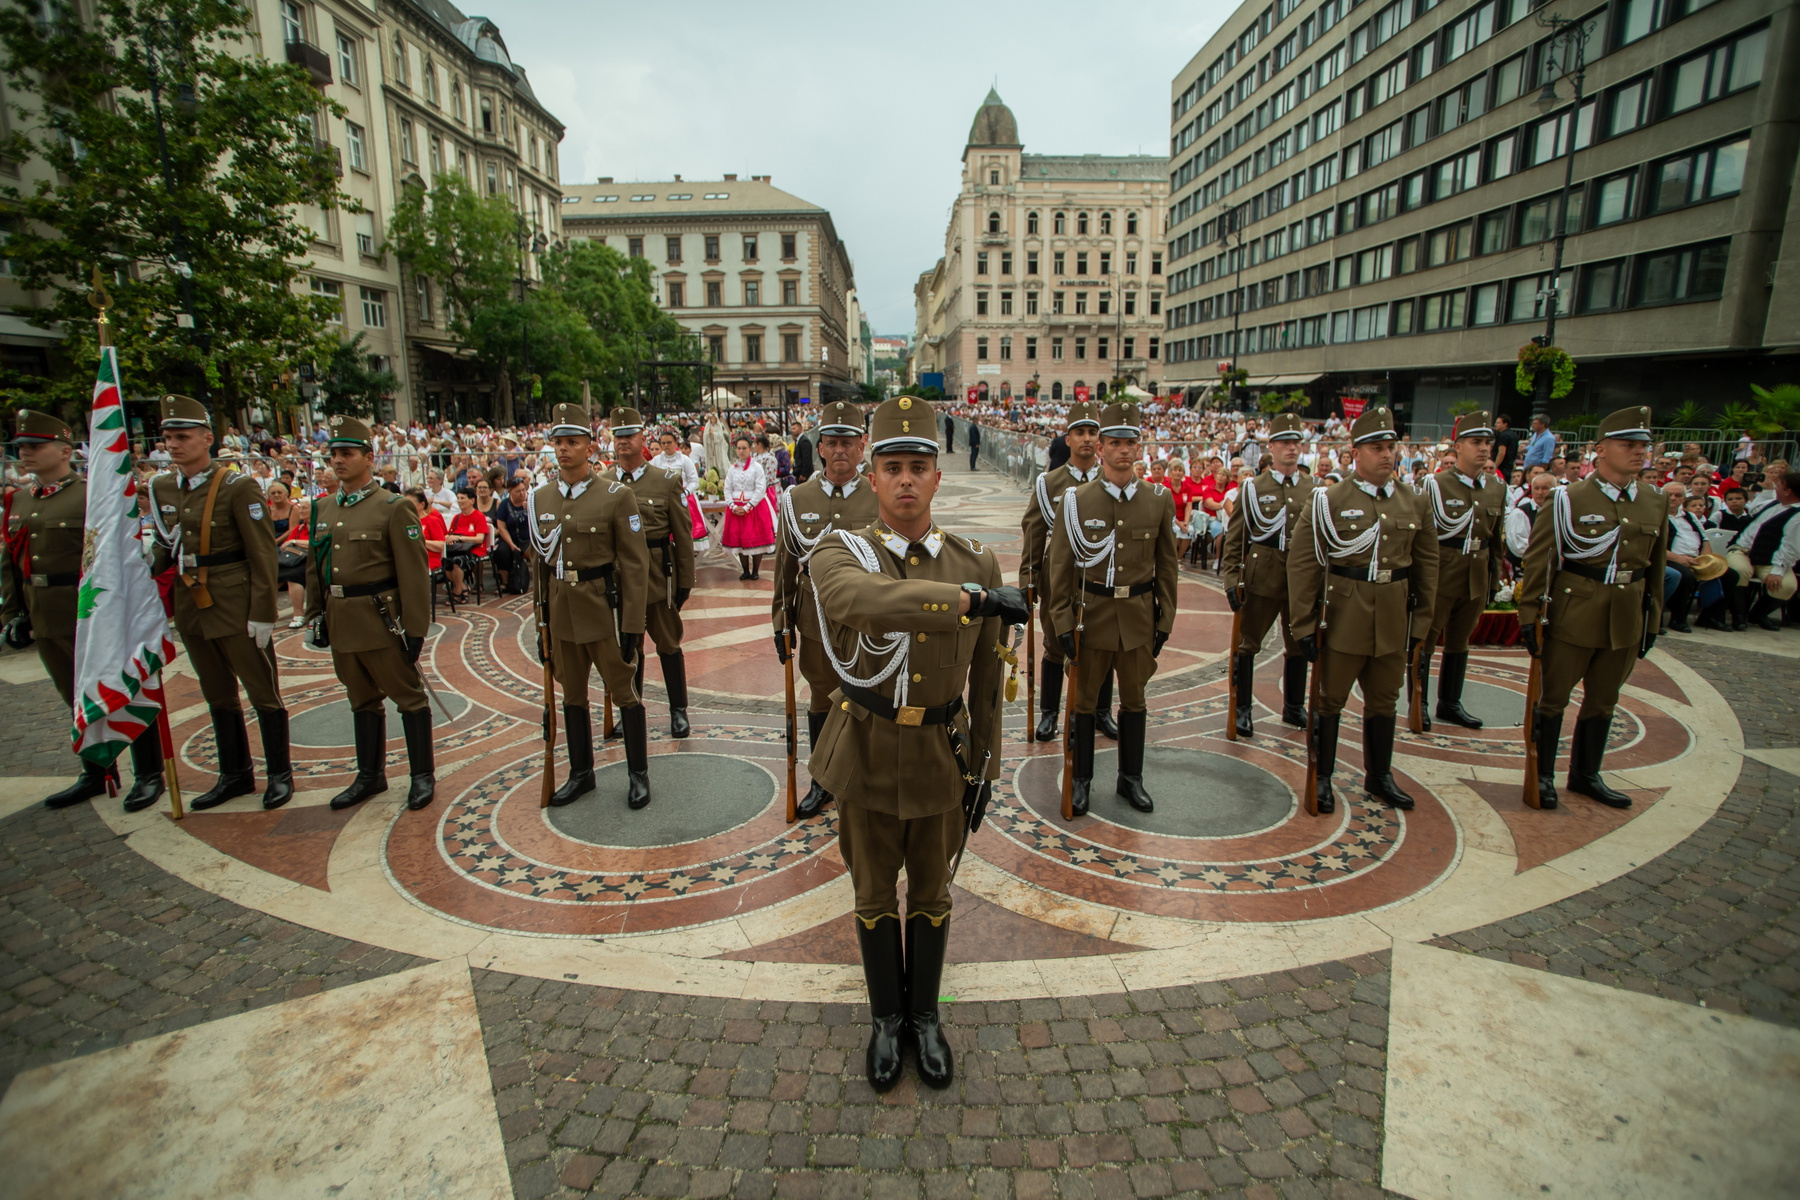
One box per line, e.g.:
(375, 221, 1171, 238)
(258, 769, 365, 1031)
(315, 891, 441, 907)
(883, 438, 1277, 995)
(173, 805, 358, 891)
(715, 886, 1145, 964)
(1463, 778, 1666, 874)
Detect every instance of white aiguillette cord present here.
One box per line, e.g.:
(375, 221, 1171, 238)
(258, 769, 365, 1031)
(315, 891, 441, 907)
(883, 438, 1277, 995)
(810, 530, 913, 710)
(525, 484, 565, 578)
(1240, 476, 1288, 550)
(1061, 484, 1118, 588)
(1551, 484, 1623, 582)
(145, 470, 182, 562)
(1309, 486, 1385, 580)
(1425, 474, 1478, 556)
(1034, 471, 1056, 526)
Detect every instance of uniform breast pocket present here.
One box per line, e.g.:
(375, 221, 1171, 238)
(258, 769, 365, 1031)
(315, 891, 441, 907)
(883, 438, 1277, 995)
(939, 621, 980, 667)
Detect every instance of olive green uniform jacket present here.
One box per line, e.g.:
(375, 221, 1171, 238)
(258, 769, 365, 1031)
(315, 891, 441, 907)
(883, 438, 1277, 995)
(1288, 476, 1439, 656)
(1042, 479, 1179, 652)
(771, 473, 879, 641)
(1517, 476, 1668, 651)
(149, 467, 279, 638)
(303, 486, 432, 652)
(1423, 469, 1506, 608)
(531, 475, 648, 644)
(3, 476, 86, 642)
(610, 463, 695, 607)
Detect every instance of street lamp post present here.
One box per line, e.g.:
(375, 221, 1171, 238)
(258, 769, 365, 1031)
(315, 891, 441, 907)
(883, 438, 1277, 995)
(1218, 200, 1245, 412)
(1529, 9, 1596, 425)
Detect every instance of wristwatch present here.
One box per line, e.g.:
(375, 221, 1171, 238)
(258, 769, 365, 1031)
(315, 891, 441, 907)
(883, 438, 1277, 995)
(961, 582, 985, 609)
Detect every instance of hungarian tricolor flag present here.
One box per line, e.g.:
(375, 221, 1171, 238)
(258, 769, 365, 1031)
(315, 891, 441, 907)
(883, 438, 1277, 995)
(70, 348, 176, 765)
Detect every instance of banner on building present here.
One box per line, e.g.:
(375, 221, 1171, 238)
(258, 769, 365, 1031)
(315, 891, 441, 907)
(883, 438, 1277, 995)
(1341, 396, 1367, 421)
(1073, 385, 1091, 403)
(966, 385, 979, 404)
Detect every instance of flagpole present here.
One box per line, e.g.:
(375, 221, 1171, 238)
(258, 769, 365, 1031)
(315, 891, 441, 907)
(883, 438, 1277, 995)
(90, 267, 183, 820)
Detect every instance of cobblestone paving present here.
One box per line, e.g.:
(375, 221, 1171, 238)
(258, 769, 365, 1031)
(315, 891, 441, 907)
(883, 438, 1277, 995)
(1429, 640, 1800, 1028)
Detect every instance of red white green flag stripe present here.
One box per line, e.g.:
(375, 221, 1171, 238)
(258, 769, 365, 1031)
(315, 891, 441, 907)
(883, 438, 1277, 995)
(71, 347, 176, 765)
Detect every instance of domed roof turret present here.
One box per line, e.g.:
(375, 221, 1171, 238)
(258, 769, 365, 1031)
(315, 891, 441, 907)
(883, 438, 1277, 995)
(966, 87, 1021, 149)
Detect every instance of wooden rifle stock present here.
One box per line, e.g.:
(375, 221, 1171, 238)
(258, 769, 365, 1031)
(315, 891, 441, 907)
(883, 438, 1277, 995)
(1225, 588, 1244, 742)
(1025, 586, 1036, 741)
(1521, 605, 1548, 809)
(1061, 629, 1078, 821)
(539, 624, 557, 809)
(1302, 585, 1329, 816)
(783, 627, 798, 822)
(1406, 637, 1426, 736)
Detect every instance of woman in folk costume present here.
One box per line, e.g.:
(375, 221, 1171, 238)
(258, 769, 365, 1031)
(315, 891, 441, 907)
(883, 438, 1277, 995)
(721, 434, 776, 579)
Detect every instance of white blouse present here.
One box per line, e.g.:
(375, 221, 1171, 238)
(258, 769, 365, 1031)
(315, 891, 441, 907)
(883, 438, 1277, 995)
(724, 460, 767, 503)
(652, 450, 699, 494)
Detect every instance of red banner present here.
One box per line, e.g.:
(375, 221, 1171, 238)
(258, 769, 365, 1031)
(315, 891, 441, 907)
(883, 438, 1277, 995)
(1341, 396, 1367, 421)
(1073, 385, 1091, 403)
(966, 385, 979, 404)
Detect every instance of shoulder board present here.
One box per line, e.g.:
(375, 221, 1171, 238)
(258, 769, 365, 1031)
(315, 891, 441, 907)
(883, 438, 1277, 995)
(607, 481, 623, 493)
(663, 469, 680, 481)
(385, 493, 399, 504)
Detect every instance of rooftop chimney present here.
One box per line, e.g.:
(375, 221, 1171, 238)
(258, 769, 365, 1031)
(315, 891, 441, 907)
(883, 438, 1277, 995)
(724, 174, 737, 182)
(597, 176, 613, 184)
(673, 174, 682, 182)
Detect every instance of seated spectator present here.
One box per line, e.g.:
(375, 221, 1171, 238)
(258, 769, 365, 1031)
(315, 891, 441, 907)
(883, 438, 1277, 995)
(276, 497, 312, 627)
(444, 487, 489, 603)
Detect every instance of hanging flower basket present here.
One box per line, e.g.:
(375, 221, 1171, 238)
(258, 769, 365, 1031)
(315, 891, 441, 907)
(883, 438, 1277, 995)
(1515, 344, 1576, 399)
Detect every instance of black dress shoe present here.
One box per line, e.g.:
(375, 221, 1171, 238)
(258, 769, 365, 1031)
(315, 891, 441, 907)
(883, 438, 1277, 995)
(795, 779, 832, 819)
(45, 764, 117, 809)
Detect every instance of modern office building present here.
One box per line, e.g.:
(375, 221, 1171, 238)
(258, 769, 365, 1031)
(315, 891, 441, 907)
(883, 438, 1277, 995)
(1161, 0, 1798, 428)
(912, 90, 1170, 405)
(557, 177, 858, 409)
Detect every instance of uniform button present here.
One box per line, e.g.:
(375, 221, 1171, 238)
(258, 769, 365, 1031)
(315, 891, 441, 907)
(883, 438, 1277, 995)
(912, 673, 922, 682)
(833, 512, 840, 518)
(1116, 520, 1123, 526)
(841, 701, 850, 711)
(917, 633, 927, 642)
(922, 603, 931, 611)
(909, 556, 919, 565)
(960, 615, 970, 625)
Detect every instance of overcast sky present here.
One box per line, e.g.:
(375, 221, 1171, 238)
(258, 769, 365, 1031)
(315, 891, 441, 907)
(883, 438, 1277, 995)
(500, 0, 1239, 336)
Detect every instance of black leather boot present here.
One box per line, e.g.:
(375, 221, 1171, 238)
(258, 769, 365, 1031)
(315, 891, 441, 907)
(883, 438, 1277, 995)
(329, 709, 389, 810)
(906, 913, 954, 1089)
(623, 704, 652, 809)
(1749, 591, 1783, 633)
(661, 652, 691, 739)
(1312, 712, 1339, 815)
(1094, 673, 1119, 741)
(121, 725, 166, 813)
(43, 761, 117, 809)
(550, 705, 596, 806)
(401, 708, 435, 810)
(1282, 656, 1308, 727)
(1232, 652, 1256, 739)
(796, 709, 832, 819)
(1567, 714, 1631, 808)
(1414, 648, 1433, 733)
(1034, 658, 1062, 742)
(855, 915, 907, 1092)
(190, 707, 256, 810)
(1362, 714, 1415, 810)
(1116, 709, 1154, 812)
(1434, 652, 1483, 729)
(258, 708, 295, 810)
(1070, 712, 1095, 818)
(1530, 711, 1560, 809)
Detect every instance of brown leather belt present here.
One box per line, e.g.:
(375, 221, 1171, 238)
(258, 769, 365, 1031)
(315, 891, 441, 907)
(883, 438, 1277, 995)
(328, 578, 398, 598)
(1083, 579, 1154, 598)
(1561, 562, 1643, 585)
(840, 684, 964, 727)
(573, 563, 615, 582)
(1329, 565, 1411, 584)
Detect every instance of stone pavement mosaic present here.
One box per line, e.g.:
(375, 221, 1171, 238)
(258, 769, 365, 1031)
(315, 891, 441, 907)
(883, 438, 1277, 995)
(1, 456, 1796, 1198)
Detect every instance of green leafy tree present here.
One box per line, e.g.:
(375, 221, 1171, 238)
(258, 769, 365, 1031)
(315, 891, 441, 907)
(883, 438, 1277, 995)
(315, 331, 397, 418)
(541, 239, 693, 409)
(0, 0, 349, 420)
(1664, 400, 1711, 430)
(1748, 383, 1800, 433)
(1258, 389, 1306, 415)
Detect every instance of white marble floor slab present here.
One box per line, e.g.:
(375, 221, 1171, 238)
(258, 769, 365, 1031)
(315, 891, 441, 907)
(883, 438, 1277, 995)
(0, 957, 509, 1200)
(1382, 941, 1800, 1200)
(1742, 746, 1800, 777)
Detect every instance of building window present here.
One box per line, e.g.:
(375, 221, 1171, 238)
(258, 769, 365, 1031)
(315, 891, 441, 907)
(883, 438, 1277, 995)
(744, 334, 762, 362)
(1098, 252, 1111, 275)
(1076, 252, 1089, 275)
(1026, 336, 1038, 360)
(1051, 337, 1064, 360)
(707, 335, 723, 362)
(391, 32, 407, 84)
(345, 121, 367, 171)
(1649, 137, 1749, 214)
(311, 277, 342, 324)
(1100, 212, 1112, 235)
(977, 336, 989, 361)
(744, 281, 760, 305)
(427, 136, 442, 177)
(360, 286, 386, 328)
(1123, 337, 1136, 359)
(1631, 239, 1729, 306)
(1053, 212, 1066, 234)
(1418, 289, 1465, 331)
(414, 275, 431, 322)
(744, 234, 758, 260)
(1053, 251, 1065, 275)
(987, 211, 1001, 233)
(782, 233, 797, 258)
(480, 96, 492, 134)
(485, 163, 498, 195)
(336, 34, 357, 85)
(1098, 292, 1111, 315)
(1470, 282, 1501, 325)
(783, 333, 800, 361)
(1149, 294, 1160, 315)
(1593, 171, 1635, 226)
(1074, 337, 1087, 360)
(1026, 292, 1039, 316)
(667, 281, 684, 307)
(1001, 251, 1013, 274)
(1124, 292, 1137, 316)
(1613, 0, 1656, 45)
(705, 281, 722, 306)
(628, 236, 644, 258)
(1151, 253, 1162, 275)
(280, 0, 305, 45)
(1097, 336, 1109, 360)
(1126, 252, 1138, 275)
(660, 235, 679, 263)
(1000, 336, 1012, 360)
(1427, 221, 1472, 266)
(989, 170, 999, 185)
(1075, 292, 1088, 315)
(977, 252, 989, 275)
(1477, 211, 1507, 255)
(782, 279, 798, 305)
(1508, 271, 1574, 322)
(1665, 27, 1766, 116)
(1027, 211, 1039, 234)
(424, 57, 439, 106)
(354, 212, 376, 256)
(1148, 337, 1159, 360)
(1608, 75, 1651, 137)
(1052, 291, 1065, 314)
(1488, 133, 1516, 181)
(451, 79, 464, 122)
(705, 234, 720, 260)
(976, 292, 989, 316)
(1000, 291, 1013, 315)
(1077, 213, 1089, 235)
(1127, 212, 1139, 235)
(399, 118, 416, 164)
(1578, 260, 1626, 312)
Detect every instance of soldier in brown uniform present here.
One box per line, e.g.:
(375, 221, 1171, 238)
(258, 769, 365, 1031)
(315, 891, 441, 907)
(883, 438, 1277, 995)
(1518, 406, 1666, 808)
(1287, 408, 1439, 814)
(146, 395, 291, 810)
(607, 407, 696, 740)
(771, 400, 878, 819)
(5, 410, 145, 808)
(1220, 412, 1319, 738)
(1019, 402, 1119, 743)
(303, 416, 436, 811)
(1415, 410, 1506, 731)
(530, 404, 652, 809)
(1043, 402, 1180, 816)
(808, 395, 1026, 1091)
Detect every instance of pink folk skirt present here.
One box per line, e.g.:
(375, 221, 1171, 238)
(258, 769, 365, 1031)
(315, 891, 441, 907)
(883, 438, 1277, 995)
(721, 495, 775, 555)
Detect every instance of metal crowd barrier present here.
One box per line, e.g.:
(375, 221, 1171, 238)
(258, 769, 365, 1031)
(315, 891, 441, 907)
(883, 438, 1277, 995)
(943, 415, 1049, 487)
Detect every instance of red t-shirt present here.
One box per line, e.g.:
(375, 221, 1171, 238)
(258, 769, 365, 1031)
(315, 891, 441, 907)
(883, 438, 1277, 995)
(421, 510, 448, 571)
(449, 509, 489, 557)
(1198, 475, 1230, 515)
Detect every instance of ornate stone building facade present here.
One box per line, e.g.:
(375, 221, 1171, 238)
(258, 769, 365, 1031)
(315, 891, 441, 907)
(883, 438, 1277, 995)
(913, 90, 1170, 405)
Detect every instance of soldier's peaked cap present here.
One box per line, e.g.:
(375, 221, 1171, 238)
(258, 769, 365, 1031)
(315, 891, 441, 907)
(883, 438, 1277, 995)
(547, 403, 592, 438)
(1098, 402, 1142, 439)
(869, 397, 939, 456)
(1267, 412, 1305, 441)
(815, 400, 866, 436)
(158, 394, 211, 430)
(1452, 409, 1493, 440)
(609, 406, 645, 436)
(11, 408, 73, 445)
(1598, 405, 1654, 442)
(1350, 407, 1398, 444)
(1064, 401, 1102, 431)
(325, 414, 373, 448)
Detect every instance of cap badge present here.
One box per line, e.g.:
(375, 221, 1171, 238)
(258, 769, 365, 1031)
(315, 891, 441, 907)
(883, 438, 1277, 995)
(899, 398, 912, 410)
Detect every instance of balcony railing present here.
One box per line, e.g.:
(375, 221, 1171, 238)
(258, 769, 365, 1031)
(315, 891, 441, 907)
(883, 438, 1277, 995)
(285, 37, 332, 88)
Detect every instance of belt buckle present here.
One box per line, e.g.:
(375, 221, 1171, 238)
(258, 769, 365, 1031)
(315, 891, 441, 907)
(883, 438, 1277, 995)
(329, 584, 345, 598)
(1371, 569, 1392, 584)
(1114, 585, 1131, 599)
(29, 573, 46, 587)
(179, 553, 197, 570)
(895, 705, 925, 727)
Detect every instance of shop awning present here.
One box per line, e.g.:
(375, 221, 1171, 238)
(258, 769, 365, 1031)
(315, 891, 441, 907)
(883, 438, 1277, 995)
(0, 314, 62, 345)
(1245, 373, 1323, 387)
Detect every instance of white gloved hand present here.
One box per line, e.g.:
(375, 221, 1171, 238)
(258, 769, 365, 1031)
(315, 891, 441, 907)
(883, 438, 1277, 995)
(247, 621, 274, 648)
